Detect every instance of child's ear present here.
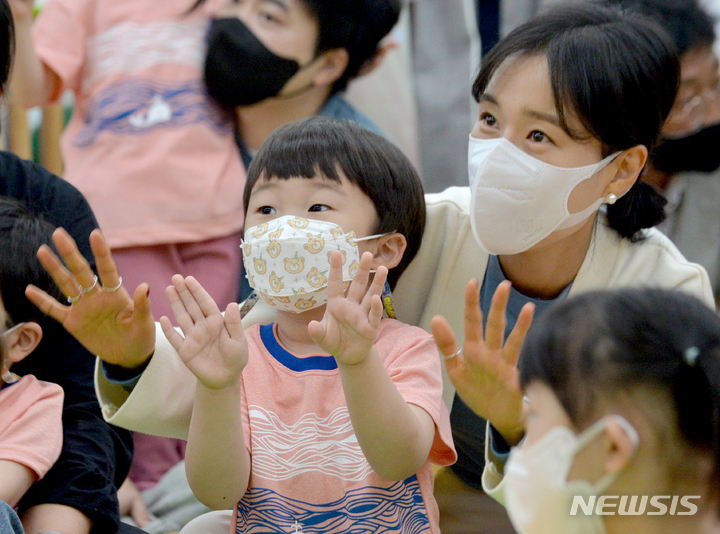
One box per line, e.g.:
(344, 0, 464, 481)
(370, 233, 407, 271)
(603, 416, 640, 475)
(4, 322, 43, 365)
(311, 48, 350, 87)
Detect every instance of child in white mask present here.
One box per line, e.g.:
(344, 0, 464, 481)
(28, 117, 456, 534)
(502, 287, 720, 534)
(174, 117, 458, 533)
(168, 118, 455, 534)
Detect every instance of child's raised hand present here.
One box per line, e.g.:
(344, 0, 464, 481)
(308, 251, 385, 366)
(160, 275, 248, 390)
(25, 228, 156, 369)
(431, 280, 534, 446)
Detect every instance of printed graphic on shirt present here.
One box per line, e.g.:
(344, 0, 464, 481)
(249, 405, 374, 482)
(84, 19, 207, 91)
(236, 477, 430, 533)
(74, 79, 232, 146)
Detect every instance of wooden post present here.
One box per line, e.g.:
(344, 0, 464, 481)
(39, 104, 64, 176)
(7, 99, 32, 160)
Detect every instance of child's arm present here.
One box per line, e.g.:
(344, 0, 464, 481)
(0, 377, 64, 509)
(160, 275, 250, 510)
(0, 460, 35, 507)
(431, 280, 534, 446)
(7, 0, 61, 107)
(308, 252, 436, 481)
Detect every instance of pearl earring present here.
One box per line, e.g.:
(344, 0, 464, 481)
(605, 193, 617, 205)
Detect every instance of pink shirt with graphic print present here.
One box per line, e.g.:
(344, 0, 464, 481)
(32, 0, 245, 248)
(233, 319, 456, 534)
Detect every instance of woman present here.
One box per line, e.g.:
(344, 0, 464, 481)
(423, 4, 714, 531)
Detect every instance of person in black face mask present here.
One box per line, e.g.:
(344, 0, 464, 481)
(195, 0, 400, 170)
(609, 0, 720, 305)
(194, 0, 401, 305)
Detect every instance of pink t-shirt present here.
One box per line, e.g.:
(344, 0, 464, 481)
(234, 320, 457, 534)
(32, 0, 246, 248)
(0, 375, 64, 480)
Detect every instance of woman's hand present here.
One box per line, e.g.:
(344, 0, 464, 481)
(25, 228, 156, 369)
(308, 251, 386, 366)
(431, 279, 534, 446)
(161, 275, 248, 390)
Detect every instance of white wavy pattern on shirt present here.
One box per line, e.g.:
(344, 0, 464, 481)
(249, 405, 374, 482)
(84, 19, 208, 91)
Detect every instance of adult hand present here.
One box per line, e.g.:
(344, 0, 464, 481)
(25, 228, 156, 369)
(431, 279, 534, 446)
(161, 275, 248, 390)
(308, 251, 386, 366)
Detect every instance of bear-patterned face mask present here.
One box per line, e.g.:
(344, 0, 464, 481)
(241, 216, 389, 313)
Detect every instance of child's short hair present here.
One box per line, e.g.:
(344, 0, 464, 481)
(243, 117, 425, 290)
(0, 197, 62, 326)
(304, 0, 401, 94)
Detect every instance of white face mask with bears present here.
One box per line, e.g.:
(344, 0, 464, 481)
(242, 216, 388, 313)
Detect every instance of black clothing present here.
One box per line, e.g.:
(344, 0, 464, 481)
(0, 151, 133, 533)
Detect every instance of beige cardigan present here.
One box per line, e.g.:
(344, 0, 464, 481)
(95, 187, 714, 441)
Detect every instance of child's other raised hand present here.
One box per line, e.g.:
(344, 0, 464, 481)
(161, 275, 248, 390)
(25, 228, 156, 369)
(308, 251, 385, 366)
(431, 280, 534, 446)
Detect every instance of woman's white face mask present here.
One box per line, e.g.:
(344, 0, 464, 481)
(504, 415, 639, 534)
(467, 136, 620, 255)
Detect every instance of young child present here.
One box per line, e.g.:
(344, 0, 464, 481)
(0, 198, 63, 517)
(159, 117, 455, 533)
(503, 287, 720, 534)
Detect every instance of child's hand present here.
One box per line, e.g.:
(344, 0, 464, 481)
(431, 280, 534, 446)
(308, 251, 385, 366)
(161, 275, 248, 390)
(25, 228, 156, 369)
